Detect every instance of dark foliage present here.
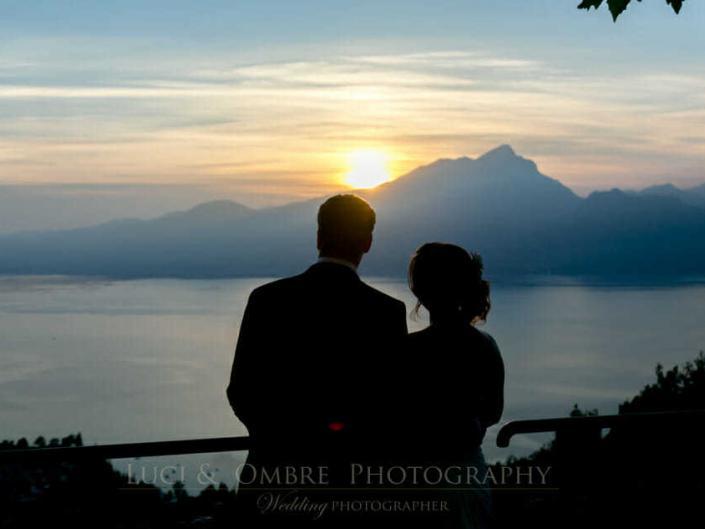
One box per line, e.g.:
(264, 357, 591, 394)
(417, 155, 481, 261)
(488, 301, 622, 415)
(0, 435, 238, 528)
(620, 351, 705, 413)
(494, 351, 705, 529)
(578, 0, 684, 21)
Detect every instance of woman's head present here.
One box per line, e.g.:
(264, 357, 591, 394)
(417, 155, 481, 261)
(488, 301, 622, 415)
(408, 242, 490, 324)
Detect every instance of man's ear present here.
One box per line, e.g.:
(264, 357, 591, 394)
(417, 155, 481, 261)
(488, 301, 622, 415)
(361, 233, 373, 254)
(316, 230, 323, 251)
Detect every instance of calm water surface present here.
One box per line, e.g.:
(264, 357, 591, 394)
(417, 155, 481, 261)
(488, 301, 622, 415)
(2, 276, 704, 488)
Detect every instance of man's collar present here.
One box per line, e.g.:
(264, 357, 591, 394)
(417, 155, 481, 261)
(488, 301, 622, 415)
(317, 256, 358, 273)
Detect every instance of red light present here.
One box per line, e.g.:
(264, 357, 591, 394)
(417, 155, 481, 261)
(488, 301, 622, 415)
(328, 422, 345, 432)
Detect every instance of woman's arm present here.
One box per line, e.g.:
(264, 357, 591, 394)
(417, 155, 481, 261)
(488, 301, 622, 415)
(479, 334, 505, 429)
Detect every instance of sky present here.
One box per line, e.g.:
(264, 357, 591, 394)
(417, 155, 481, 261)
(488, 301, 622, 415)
(1, 0, 705, 221)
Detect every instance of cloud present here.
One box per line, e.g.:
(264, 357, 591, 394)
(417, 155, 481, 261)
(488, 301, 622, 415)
(354, 50, 541, 71)
(1, 47, 704, 197)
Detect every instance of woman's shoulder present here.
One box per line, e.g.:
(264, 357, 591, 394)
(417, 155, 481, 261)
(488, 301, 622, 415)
(471, 326, 499, 347)
(469, 326, 501, 355)
(469, 327, 503, 373)
(406, 325, 499, 351)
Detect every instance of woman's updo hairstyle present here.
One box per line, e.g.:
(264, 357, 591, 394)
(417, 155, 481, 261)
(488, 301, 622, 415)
(408, 242, 491, 324)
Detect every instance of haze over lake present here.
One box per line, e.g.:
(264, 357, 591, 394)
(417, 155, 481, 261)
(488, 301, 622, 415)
(2, 275, 705, 477)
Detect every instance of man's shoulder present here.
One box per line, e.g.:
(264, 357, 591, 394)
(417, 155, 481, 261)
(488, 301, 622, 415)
(248, 272, 406, 314)
(358, 281, 406, 313)
(406, 326, 433, 343)
(248, 274, 306, 301)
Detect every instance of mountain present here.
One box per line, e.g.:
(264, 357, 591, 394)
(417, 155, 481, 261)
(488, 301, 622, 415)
(1, 145, 705, 278)
(636, 182, 705, 208)
(0, 184, 223, 234)
(549, 189, 705, 275)
(359, 145, 582, 273)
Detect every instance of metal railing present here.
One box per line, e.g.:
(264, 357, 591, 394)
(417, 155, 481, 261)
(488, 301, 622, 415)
(0, 435, 250, 463)
(1, 410, 704, 463)
(496, 409, 705, 447)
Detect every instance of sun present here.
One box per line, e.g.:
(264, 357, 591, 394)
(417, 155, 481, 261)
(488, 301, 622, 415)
(344, 149, 392, 189)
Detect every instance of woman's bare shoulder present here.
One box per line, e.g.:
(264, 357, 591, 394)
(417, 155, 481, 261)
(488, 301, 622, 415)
(469, 327, 502, 358)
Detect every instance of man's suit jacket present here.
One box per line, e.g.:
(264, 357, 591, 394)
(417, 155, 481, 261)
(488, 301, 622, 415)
(227, 261, 408, 463)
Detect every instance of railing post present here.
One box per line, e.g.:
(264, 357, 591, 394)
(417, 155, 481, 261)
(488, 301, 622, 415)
(554, 424, 603, 525)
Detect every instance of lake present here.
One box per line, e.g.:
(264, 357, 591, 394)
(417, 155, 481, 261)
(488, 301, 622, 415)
(2, 275, 705, 491)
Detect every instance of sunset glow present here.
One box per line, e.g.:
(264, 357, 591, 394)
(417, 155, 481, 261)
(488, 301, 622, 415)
(344, 150, 393, 189)
(1, 2, 704, 210)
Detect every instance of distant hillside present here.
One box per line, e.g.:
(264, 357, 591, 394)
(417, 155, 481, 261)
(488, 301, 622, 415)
(1, 145, 705, 278)
(0, 184, 222, 234)
(636, 182, 705, 208)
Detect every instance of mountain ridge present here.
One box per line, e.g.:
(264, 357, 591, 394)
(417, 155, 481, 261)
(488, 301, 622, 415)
(1, 145, 704, 278)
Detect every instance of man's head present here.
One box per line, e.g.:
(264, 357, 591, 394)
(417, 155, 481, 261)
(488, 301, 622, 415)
(317, 194, 376, 266)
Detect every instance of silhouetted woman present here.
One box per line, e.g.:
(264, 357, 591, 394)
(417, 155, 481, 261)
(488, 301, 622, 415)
(403, 242, 504, 529)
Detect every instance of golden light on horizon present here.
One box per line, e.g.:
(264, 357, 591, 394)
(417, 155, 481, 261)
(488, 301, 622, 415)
(344, 149, 393, 189)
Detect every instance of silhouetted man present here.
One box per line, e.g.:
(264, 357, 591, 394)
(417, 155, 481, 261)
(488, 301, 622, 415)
(227, 194, 407, 528)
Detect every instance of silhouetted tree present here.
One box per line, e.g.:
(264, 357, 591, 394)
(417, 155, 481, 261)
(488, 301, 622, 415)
(578, 0, 685, 21)
(620, 351, 705, 413)
(569, 404, 598, 417)
(495, 351, 705, 529)
(1, 433, 240, 528)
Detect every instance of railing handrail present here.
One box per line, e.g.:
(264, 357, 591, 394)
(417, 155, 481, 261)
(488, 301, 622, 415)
(2, 410, 704, 462)
(496, 409, 705, 448)
(0, 435, 250, 463)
